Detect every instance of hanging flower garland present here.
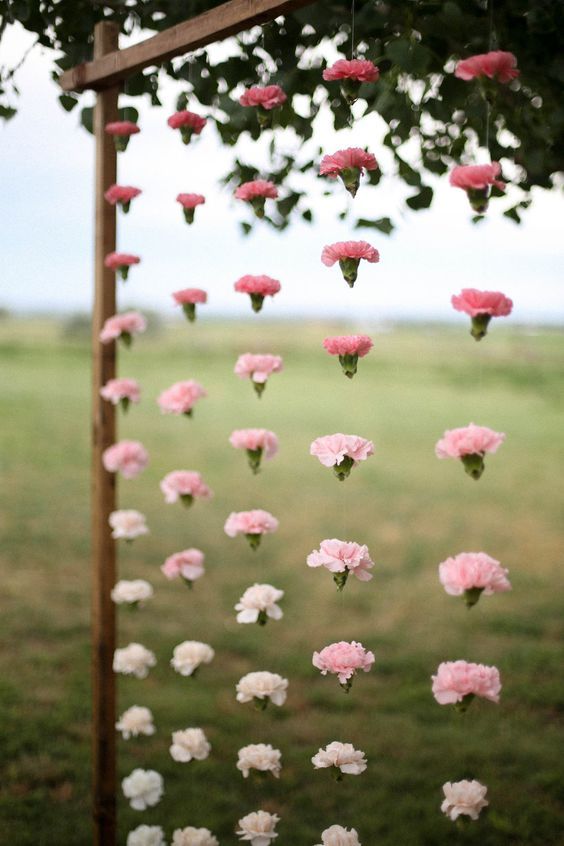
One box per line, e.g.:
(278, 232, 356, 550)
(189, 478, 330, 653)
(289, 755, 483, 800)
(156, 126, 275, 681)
(167, 109, 207, 144)
(109, 509, 148, 541)
(170, 640, 215, 678)
(322, 335, 373, 379)
(449, 163, 505, 213)
(451, 289, 513, 340)
(111, 579, 153, 608)
(310, 433, 374, 481)
(235, 671, 288, 710)
(235, 583, 284, 626)
(171, 828, 218, 846)
(237, 744, 282, 779)
(102, 440, 149, 479)
(127, 826, 166, 846)
(104, 251, 141, 281)
(307, 539, 374, 591)
(311, 742, 367, 780)
(160, 470, 213, 506)
(236, 810, 280, 844)
(321, 241, 379, 287)
(234, 353, 283, 397)
(121, 768, 163, 810)
(169, 727, 211, 763)
(312, 641, 375, 692)
(235, 179, 279, 218)
(176, 193, 206, 225)
(435, 423, 505, 479)
(229, 428, 279, 474)
(319, 148, 378, 198)
(116, 706, 155, 740)
(105, 120, 140, 151)
(100, 377, 141, 412)
(99, 311, 147, 347)
(239, 84, 287, 129)
(234, 274, 281, 313)
(431, 660, 501, 712)
(157, 380, 207, 417)
(322, 58, 380, 105)
(441, 781, 489, 822)
(113, 643, 156, 679)
(161, 548, 206, 587)
(104, 184, 141, 213)
(172, 288, 208, 322)
(224, 509, 279, 550)
(438, 552, 511, 608)
(315, 826, 361, 846)
(455, 50, 519, 83)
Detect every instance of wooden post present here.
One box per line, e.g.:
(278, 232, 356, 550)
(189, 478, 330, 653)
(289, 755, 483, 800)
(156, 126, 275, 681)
(92, 20, 119, 846)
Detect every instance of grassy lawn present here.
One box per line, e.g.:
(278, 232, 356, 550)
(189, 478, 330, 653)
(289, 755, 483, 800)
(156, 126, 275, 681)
(0, 316, 563, 845)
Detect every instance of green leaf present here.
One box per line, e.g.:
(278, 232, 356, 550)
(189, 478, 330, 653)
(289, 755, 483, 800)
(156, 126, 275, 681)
(59, 94, 78, 112)
(80, 106, 93, 134)
(406, 185, 434, 210)
(120, 107, 139, 124)
(504, 206, 521, 224)
(240, 222, 252, 236)
(356, 216, 395, 235)
(0, 105, 17, 121)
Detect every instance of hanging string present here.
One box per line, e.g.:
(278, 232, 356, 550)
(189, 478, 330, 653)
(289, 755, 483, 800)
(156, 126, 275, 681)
(350, 0, 356, 60)
(484, 0, 494, 154)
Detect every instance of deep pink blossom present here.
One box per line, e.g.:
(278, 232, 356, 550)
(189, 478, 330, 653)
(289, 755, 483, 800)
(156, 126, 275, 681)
(161, 548, 205, 583)
(234, 275, 281, 313)
(323, 335, 373, 378)
(235, 180, 278, 218)
(321, 241, 379, 287)
(100, 378, 141, 411)
(99, 311, 147, 346)
(104, 121, 140, 152)
(175, 193, 205, 224)
(450, 163, 505, 213)
(452, 288, 513, 340)
(104, 185, 141, 212)
(310, 433, 374, 480)
(439, 552, 511, 607)
(455, 51, 519, 83)
(160, 470, 213, 505)
(234, 353, 283, 396)
(432, 660, 501, 709)
(167, 110, 207, 144)
(172, 288, 208, 321)
(224, 509, 279, 549)
(435, 423, 505, 479)
(313, 641, 375, 690)
(323, 59, 379, 104)
(320, 148, 378, 196)
(104, 251, 140, 281)
(102, 440, 148, 479)
(307, 539, 374, 590)
(157, 380, 207, 416)
(239, 85, 287, 110)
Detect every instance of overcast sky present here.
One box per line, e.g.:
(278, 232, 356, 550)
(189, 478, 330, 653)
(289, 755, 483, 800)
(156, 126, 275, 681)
(1, 22, 563, 324)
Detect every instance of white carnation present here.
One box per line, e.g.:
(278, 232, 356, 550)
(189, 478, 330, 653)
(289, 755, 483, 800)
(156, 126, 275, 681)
(171, 826, 219, 846)
(109, 509, 149, 540)
(315, 824, 361, 846)
(311, 742, 367, 775)
(235, 583, 284, 625)
(127, 825, 166, 846)
(111, 579, 153, 606)
(441, 780, 489, 821)
(122, 768, 163, 811)
(236, 810, 280, 844)
(237, 743, 282, 778)
(113, 643, 156, 679)
(171, 641, 215, 677)
(236, 671, 288, 707)
(170, 727, 211, 762)
(116, 705, 155, 740)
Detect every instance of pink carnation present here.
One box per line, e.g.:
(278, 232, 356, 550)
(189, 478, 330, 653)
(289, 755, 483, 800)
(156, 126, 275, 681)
(235, 180, 278, 201)
(323, 58, 379, 83)
(455, 51, 519, 83)
(229, 429, 279, 458)
(102, 440, 148, 479)
(104, 185, 141, 210)
(176, 193, 205, 209)
(173, 288, 208, 305)
(100, 378, 141, 409)
(312, 641, 375, 689)
(439, 552, 511, 607)
(435, 423, 505, 458)
(160, 470, 213, 505)
(239, 85, 287, 110)
(157, 380, 207, 416)
(451, 289, 513, 318)
(234, 275, 281, 313)
(99, 311, 147, 345)
(234, 353, 283, 396)
(321, 241, 379, 287)
(104, 252, 140, 281)
(323, 335, 373, 379)
(307, 539, 374, 590)
(161, 548, 205, 583)
(224, 509, 279, 550)
(450, 163, 505, 192)
(105, 121, 140, 136)
(310, 433, 374, 480)
(319, 148, 378, 196)
(167, 110, 206, 132)
(432, 660, 501, 709)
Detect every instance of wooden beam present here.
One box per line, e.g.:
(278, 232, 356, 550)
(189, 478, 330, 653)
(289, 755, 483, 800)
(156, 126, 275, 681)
(91, 20, 119, 846)
(60, 0, 316, 92)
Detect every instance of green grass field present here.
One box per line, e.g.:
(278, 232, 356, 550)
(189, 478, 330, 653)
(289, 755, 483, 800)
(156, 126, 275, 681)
(1, 317, 563, 845)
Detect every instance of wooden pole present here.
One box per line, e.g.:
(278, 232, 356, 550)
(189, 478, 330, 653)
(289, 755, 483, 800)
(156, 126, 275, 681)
(92, 20, 119, 846)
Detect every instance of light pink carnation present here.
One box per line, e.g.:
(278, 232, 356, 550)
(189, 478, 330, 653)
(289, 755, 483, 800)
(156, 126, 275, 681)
(99, 311, 147, 345)
(104, 252, 140, 281)
(105, 120, 139, 136)
(323, 335, 373, 356)
(432, 660, 501, 708)
(176, 193, 205, 208)
(455, 51, 519, 83)
(235, 180, 279, 201)
(103, 185, 141, 209)
(441, 780, 489, 821)
(435, 424, 505, 479)
(161, 548, 205, 583)
(102, 440, 148, 479)
(234, 275, 281, 313)
(321, 241, 379, 287)
(229, 429, 279, 473)
(167, 110, 206, 132)
(310, 433, 374, 480)
(319, 148, 378, 196)
(307, 539, 374, 590)
(323, 58, 379, 83)
(450, 163, 505, 192)
(239, 84, 287, 110)
(224, 510, 279, 550)
(451, 289, 513, 317)
(160, 470, 213, 505)
(313, 641, 375, 690)
(100, 378, 141, 409)
(173, 288, 207, 305)
(157, 380, 207, 416)
(234, 353, 283, 397)
(439, 552, 511, 606)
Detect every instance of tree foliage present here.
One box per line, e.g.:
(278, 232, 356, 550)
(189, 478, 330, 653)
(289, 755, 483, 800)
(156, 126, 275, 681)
(1, 0, 562, 232)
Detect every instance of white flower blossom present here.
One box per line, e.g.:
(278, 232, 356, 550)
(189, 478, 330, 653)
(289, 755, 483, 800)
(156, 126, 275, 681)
(237, 743, 282, 778)
(236, 671, 288, 707)
(116, 706, 155, 740)
(171, 827, 219, 846)
(171, 641, 215, 677)
(113, 643, 156, 679)
(170, 727, 211, 762)
(235, 583, 284, 625)
(111, 579, 153, 606)
(109, 509, 149, 541)
(311, 742, 367, 775)
(315, 825, 361, 846)
(127, 825, 166, 846)
(441, 780, 489, 821)
(236, 810, 279, 845)
(122, 768, 163, 811)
